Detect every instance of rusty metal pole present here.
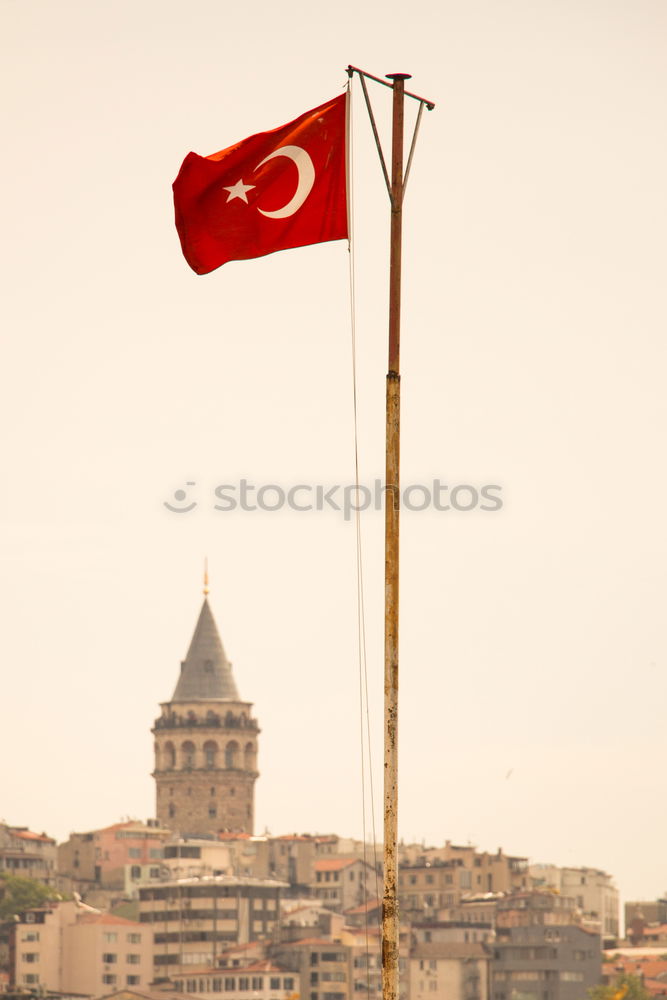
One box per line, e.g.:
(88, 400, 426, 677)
(382, 71, 408, 1000)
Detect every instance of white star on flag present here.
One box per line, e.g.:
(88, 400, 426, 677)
(223, 179, 255, 203)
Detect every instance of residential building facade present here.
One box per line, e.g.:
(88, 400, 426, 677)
(138, 874, 285, 976)
(10, 901, 152, 996)
(491, 923, 600, 1000)
(0, 824, 57, 886)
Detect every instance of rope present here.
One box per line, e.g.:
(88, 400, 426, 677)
(347, 79, 382, 992)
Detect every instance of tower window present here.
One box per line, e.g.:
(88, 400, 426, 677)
(169, 804, 176, 818)
(204, 741, 218, 767)
(225, 741, 239, 768)
(182, 741, 195, 768)
(209, 806, 217, 818)
(210, 787, 215, 796)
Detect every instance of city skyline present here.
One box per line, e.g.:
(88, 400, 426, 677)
(2, 0, 666, 908)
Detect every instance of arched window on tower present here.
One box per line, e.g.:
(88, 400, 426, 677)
(204, 741, 218, 768)
(182, 740, 196, 769)
(165, 742, 176, 770)
(225, 740, 240, 769)
(244, 742, 256, 771)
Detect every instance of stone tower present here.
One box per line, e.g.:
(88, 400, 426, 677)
(152, 594, 259, 835)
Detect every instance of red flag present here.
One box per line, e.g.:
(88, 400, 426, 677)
(173, 93, 348, 274)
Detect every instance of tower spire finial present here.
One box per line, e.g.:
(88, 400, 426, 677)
(203, 557, 209, 596)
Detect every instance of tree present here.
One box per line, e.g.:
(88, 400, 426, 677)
(588, 974, 652, 1000)
(0, 872, 60, 921)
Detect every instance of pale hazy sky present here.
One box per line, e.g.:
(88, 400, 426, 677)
(2, 0, 666, 908)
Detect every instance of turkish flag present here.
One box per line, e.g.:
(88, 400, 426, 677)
(173, 93, 348, 274)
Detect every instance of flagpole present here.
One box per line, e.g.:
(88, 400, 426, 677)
(382, 71, 409, 1000)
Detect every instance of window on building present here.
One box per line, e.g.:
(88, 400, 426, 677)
(103, 932, 118, 943)
(224, 978, 236, 990)
(252, 978, 263, 990)
(129, 848, 141, 858)
(225, 741, 239, 768)
(127, 954, 141, 964)
(212, 979, 222, 992)
(102, 953, 117, 963)
(23, 975, 39, 985)
(22, 953, 39, 963)
(284, 979, 295, 991)
(130, 865, 141, 879)
(149, 848, 163, 859)
(127, 976, 141, 986)
(102, 975, 117, 985)
(239, 978, 249, 991)
(209, 806, 217, 818)
(271, 978, 281, 989)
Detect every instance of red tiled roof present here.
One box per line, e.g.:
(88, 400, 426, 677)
(344, 898, 381, 915)
(224, 961, 284, 974)
(313, 858, 359, 872)
(604, 958, 667, 981)
(12, 829, 55, 843)
(217, 832, 252, 840)
(217, 942, 266, 955)
(643, 979, 667, 997)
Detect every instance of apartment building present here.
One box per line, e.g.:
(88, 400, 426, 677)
(0, 824, 57, 886)
(138, 874, 286, 976)
(10, 901, 152, 996)
(530, 864, 619, 944)
(58, 820, 172, 894)
(399, 846, 529, 920)
(491, 923, 600, 1000)
(409, 942, 490, 1000)
(309, 859, 377, 913)
(168, 959, 299, 999)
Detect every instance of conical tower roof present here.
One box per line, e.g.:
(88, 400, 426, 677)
(171, 598, 240, 701)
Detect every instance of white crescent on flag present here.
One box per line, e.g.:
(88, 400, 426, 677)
(255, 145, 316, 219)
